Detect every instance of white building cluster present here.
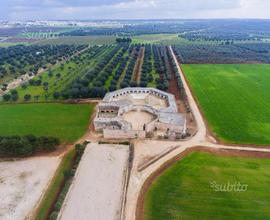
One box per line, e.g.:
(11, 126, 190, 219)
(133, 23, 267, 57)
(94, 88, 187, 139)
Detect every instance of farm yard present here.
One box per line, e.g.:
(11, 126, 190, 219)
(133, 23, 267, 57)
(0, 103, 94, 143)
(0, 156, 60, 220)
(143, 151, 270, 220)
(183, 64, 270, 145)
(59, 143, 129, 220)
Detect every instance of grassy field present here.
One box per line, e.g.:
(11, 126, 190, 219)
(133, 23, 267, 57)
(131, 34, 219, 45)
(144, 151, 270, 220)
(132, 34, 190, 45)
(0, 103, 94, 142)
(183, 64, 270, 145)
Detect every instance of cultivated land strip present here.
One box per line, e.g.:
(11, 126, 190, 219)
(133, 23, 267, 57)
(182, 64, 270, 145)
(133, 46, 145, 84)
(123, 46, 270, 220)
(0, 46, 90, 97)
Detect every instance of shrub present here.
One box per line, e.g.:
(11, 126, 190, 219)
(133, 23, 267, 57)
(0, 135, 60, 157)
(63, 169, 73, 179)
(21, 83, 28, 89)
(53, 92, 60, 99)
(3, 94, 11, 101)
(24, 94, 31, 101)
(49, 211, 58, 220)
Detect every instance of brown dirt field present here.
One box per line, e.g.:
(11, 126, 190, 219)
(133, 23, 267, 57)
(133, 47, 145, 84)
(136, 146, 270, 220)
(166, 47, 181, 101)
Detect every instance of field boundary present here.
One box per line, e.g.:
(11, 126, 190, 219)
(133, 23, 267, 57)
(135, 146, 270, 220)
(177, 63, 218, 140)
(133, 47, 145, 84)
(175, 53, 270, 148)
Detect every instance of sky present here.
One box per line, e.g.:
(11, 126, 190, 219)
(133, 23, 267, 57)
(0, 0, 269, 20)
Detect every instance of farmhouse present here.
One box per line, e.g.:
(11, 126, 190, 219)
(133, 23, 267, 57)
(94, 87, 187, 139)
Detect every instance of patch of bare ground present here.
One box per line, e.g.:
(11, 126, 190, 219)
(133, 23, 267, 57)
(0, 157, 60, 220)
(136, 146, 270, 220)
(133, 46, 145, 84)
(58, 143, 129, 220)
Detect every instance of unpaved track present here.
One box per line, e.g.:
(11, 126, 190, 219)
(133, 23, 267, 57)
(133, 47, 145, 84)
(169, 46, 207, 143)
(123, 46, 270, 220)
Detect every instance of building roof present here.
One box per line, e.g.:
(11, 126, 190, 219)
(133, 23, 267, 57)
(103, 87, 178, 113)
(95, 87, 186, 131)
(158, 112, 186, 126)
(99, 99, 132, 108)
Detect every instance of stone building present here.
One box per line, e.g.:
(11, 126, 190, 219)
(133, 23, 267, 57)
(94, 87, 187, 139)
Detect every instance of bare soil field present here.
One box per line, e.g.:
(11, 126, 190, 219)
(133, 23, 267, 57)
(0, 157, 60, 220)
(59, 143, 129, 220)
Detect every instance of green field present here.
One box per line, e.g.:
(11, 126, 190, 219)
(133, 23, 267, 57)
(132, 34, 190, 45)
(0, 103, 94, 142)
(144, 151, 270, 220)
(132, 34, 219, 45)
(183, 64, 270, 145)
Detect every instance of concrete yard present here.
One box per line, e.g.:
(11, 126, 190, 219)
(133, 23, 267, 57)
(0, 157, 60, 220)
(59, 143, 130, 220)
(117, 93, 168, 109)
(123, 110, 154, 130)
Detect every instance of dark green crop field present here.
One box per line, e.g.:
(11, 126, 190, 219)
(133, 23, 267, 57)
(144, 152, 270, 220)
(0, 103, 94, 142)
(183, 64, 270, 145)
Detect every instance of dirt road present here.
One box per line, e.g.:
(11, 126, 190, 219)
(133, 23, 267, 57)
(133, 47, 145, 84)
(123, 46, 270, 220)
